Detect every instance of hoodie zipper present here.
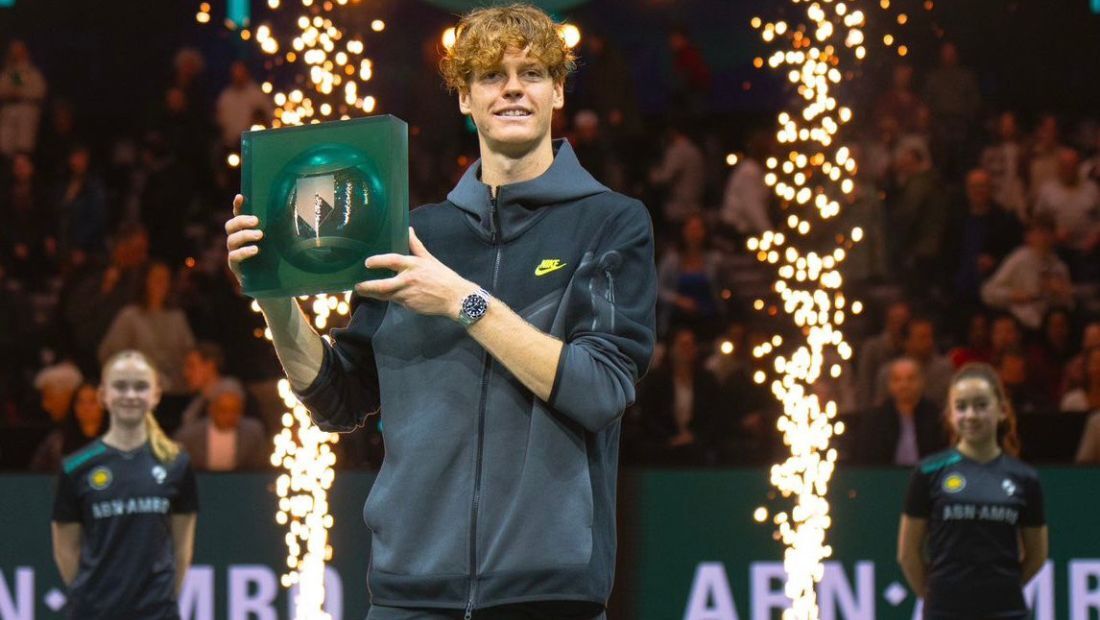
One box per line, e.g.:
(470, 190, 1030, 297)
(466, 187, 504, 620)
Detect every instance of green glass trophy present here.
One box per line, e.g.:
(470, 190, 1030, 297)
(238, 115, 408, 298)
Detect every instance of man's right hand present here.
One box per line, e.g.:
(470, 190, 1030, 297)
(225, 194, 264, 282)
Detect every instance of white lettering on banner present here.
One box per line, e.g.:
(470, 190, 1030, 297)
(683, 562, 740, 620)
(750, 562, 791, 620)
(1024, 561, 1055, 620)
(287, 566, 344, 619)
(228, 566, 278, 620)
(178, 566, 215, 620)
(1070, 560, 1100, 620)
(820, 562, 874, 620)
(0, 568, 33, 620)
(684, 560, 1071, 619)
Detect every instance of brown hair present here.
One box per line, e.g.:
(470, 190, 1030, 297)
(137, 260, 178, 310)
(439, 3, 576, 93)
(947, 362, 1021, 457)
(103, 350, 180, 464)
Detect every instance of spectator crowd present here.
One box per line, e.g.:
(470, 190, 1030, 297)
(2, 29, 1099, 472)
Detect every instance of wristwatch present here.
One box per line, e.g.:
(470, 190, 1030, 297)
(457, 288, 491, 327)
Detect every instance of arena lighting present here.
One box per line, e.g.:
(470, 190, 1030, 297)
(197, 0, 386, 616)
(748, 0, 873, 616)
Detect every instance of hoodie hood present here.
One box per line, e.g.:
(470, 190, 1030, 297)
(446, 139, 610, 242)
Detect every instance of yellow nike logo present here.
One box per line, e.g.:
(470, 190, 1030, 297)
(534, 259, 567, 276)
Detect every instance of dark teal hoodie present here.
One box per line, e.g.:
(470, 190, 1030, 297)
(297, 139, 657, 613)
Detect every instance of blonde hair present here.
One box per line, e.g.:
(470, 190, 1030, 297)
(439, 3, 576, 93)
(103, 350, 180, 464)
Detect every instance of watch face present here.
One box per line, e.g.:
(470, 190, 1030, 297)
(462, 293, 488, 319)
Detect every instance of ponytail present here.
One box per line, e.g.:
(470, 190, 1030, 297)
(146, 411, 180, 464)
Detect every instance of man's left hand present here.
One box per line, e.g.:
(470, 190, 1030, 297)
(355, 227, 473, 319)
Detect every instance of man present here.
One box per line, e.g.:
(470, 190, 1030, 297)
(890, 145, 949, 295)
(857, 358, 947, 466)
(981, 214, 1074, 331)
(873, 317, 954, 409)
(180, 342, 247, 428)
(648, 121, 705, 227)
(922, 41, 980, 178)
(947, 168, 1022, 304)
(224, 5, 656, 619)
(215, 60, 272, 149)
(174, 382, 268, 471)
(979, 111, 1026, 217)
(30, 362, 83, 429)
(0, 40, 47, 156)
(1033, 148, 1100, 274)
(856, 300, 910, 409)
(996, 347, 1048, 416)
(720, 130, 772, 238)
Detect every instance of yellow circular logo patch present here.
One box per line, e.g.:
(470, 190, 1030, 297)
(88, 466, 113, 491)
(942, 473, 966, 493)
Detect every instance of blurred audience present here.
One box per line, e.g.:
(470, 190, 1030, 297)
(1061, 347, 1100, 413)
(1076, 411, 1100, 463)
(980, 111, 1027, 217)
(856, 301, 911, 408)
(29, 382, 105, 472)
(0, 40, 47, 157)
(174, 381, 268, 471)
(947, 168, 1023, 305)
(636, 328, 724, 466)
(873, 317, 954, 409)
(27, 362, 83, 429)
(923, 42, 981, 178)
(856, 358, 948, 466)
(657, 214, 724, 337)
(3, 29, 1100, 470)
(648, 123, 705, 226)
(215, 61, 271, 150)
(1033, 148, 1100, 277)
(98, 261, 196, 431)
(719, 131, 771, 238)
(981, 214, 1074, 330)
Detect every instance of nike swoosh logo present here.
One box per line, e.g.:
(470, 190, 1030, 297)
(534, 260, 567, 276)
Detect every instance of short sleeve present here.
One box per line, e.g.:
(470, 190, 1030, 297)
(52, 471, 82, 523)
(1019, 474, 1046, 527)
(903, 468, 932, 518)
(172, 460, 199, 514)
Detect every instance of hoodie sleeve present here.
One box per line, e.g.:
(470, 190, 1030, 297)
(548, 200, 657, 433)
(294, 298, 388, 432)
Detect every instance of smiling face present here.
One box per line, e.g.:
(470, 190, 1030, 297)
(458, 48, 564, 158)
(949, 376, 1005, 450)
(101, 356, 161, 429)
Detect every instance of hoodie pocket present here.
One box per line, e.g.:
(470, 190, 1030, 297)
(476, 399, 595, 573)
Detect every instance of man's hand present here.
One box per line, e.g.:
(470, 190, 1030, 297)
(225, 194, 263, 282)
(355, 227, 474, 319)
